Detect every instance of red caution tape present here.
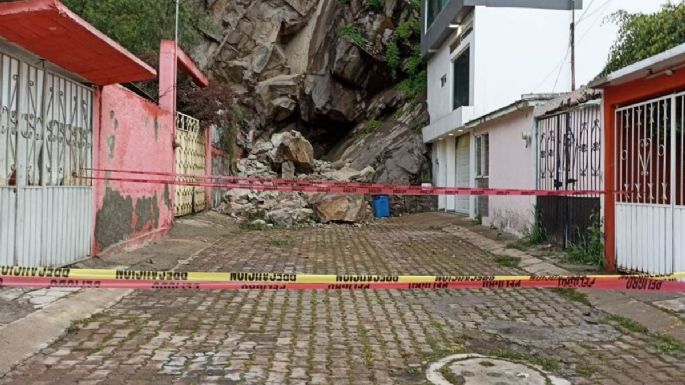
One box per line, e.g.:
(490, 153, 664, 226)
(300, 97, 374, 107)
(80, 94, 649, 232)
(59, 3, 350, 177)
(78, 169, 604, 197)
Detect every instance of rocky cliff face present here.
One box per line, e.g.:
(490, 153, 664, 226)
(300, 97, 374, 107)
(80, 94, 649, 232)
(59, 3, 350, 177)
(193, 0, 429, 184)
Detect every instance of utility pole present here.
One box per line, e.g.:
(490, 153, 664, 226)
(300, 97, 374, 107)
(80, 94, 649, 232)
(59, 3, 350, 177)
(570, 0, 576, 91)
(175, 0, 180, 44)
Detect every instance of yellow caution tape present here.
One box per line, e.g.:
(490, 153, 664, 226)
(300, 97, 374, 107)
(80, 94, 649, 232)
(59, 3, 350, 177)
(1, 265, 684, 284)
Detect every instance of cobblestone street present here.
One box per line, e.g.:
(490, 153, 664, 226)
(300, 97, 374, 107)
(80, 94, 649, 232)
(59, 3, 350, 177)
(2, 213, 685, 385)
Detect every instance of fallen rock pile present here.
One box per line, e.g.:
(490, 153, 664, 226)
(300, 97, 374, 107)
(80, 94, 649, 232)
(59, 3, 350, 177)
(216, 130, 374, 227)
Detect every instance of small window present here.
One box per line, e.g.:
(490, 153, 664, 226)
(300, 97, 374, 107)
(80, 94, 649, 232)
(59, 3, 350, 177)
(475, 134, 489, 178)
(426, 0, 450, 28)
(452, 48, 470, 110)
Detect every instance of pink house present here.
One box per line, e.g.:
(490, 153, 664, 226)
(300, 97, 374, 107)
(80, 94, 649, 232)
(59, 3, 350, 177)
(0, 0, 209, 266)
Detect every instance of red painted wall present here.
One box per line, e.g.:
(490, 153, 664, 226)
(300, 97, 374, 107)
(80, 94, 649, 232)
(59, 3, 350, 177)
(92, 84, 175, 255)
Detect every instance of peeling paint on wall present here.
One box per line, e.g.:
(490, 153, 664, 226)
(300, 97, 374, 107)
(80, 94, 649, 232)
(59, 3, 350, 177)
(163, 185, 172, 209)
(94, 84, 176, 255)
(134, 195, 160, 232)
(95, 187, 133, 251)
(110, 110, 119, 130)
(107, 135, 115, 159)
(154, 117, 159, 141)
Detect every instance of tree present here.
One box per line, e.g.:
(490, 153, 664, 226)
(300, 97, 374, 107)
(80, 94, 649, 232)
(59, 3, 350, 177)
(604, 2, 685, 74)
(61, 0, 213, 58)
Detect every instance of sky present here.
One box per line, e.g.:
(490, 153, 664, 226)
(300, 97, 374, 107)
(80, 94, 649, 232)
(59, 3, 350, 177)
(545, 0, 673, 91)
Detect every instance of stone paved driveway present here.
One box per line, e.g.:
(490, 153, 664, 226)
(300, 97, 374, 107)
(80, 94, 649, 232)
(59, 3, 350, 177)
(2, 213, 684, 385)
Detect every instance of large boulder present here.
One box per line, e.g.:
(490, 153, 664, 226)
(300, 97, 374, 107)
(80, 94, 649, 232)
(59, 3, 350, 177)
(327, 94, 429, 185)
(309, 194, 369, 223)
(255, 74, 301, 124)
(332, 39, 391, 93)
(322, 165, 375, 182)
(269, 130, 314, 172)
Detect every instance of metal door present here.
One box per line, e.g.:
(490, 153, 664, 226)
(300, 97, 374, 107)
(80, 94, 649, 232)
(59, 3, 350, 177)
(0, 49, 93, 266)
(536, 102, 602, 247)
(174, 112, 205, 216)
(615, 92, 684, 274)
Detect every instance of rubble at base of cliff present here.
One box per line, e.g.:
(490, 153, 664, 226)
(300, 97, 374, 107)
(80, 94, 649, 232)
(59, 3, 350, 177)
(214, 130, 375, 228)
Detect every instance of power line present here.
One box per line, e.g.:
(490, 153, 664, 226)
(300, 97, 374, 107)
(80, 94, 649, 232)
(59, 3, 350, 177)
(552, 45, 571, 92)
(577, 0, 613, 25)
(531, 0, 609, 93)
(531, 45, 571, 93)
(578, 0, 612, 43)
(577, 0, 598, 25)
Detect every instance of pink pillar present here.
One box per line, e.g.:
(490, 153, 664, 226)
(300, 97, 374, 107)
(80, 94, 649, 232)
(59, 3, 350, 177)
(91, 86, 102, 257)
(205, 125, 212, 209)
(158, 40, 178, 216)
(158, 40, 177, 114)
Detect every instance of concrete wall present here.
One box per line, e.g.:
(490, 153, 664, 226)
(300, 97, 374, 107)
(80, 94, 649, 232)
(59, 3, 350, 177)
(92, 85, 175, 255)
(426, 26, 475, 126)
(471, 108, 535, 236)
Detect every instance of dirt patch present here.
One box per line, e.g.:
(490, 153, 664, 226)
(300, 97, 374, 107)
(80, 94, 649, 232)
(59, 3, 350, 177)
(481, 320, 620, 348)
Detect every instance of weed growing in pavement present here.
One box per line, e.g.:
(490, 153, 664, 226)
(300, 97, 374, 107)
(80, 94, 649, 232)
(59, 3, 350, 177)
(651, 333, 685, 354)
(239, 222, 270, 231)
(575, 363, 599, 378)
(566, 214, 604, 268)
(507, 206, 546, 249)
(473, 214, 482, 225)
(358, 326, 375, 368)
(607, 315, 649, 334)
(439, 365, 465, 384)
(522, 205, 546, 245)
(550, 288, 591, 306)
(492, 255, 521, 268)
(491, 350, 561, 372)
(268, 238, 294, 248)
(606, 315, 685, 354)
(506, 241, 526, 251)
(420, 343, 466, 363)
(430, 321, 444, 331)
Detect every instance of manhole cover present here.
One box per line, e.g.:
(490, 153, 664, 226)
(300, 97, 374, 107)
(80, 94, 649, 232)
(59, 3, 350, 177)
(426, 354, 570, 385)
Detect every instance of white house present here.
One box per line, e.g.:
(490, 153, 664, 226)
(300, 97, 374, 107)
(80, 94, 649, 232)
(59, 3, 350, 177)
(422, 0, 581, 217)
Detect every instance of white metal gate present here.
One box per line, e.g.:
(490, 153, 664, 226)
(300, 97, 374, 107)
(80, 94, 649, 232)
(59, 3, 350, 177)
(615, 92, 684, 274)
(174, 112, 206, 216)
(0, 49, 93, 266)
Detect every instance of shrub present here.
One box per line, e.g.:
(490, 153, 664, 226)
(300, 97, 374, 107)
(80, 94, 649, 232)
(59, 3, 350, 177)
(337, 25, 365, 47)
(385, 42, 401, 80)
(566, 214, 604, 268)
(367, 0, 383, 12)
(521, 205, 545, 245)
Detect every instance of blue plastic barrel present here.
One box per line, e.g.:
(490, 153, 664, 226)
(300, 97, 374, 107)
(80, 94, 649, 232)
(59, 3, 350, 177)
(372, 195, 390, 218)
